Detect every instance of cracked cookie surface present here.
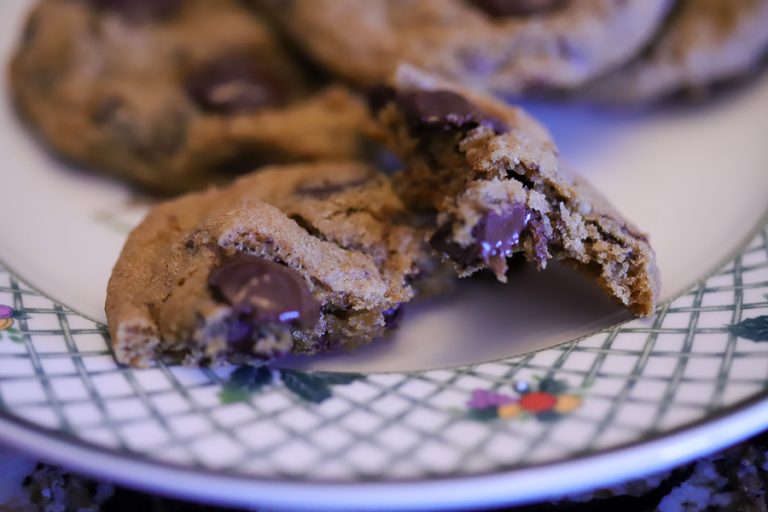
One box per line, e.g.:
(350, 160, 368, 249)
(10, 0, 368, 194)
(106, 161, 432, 367)
(262, 0, 673, 95)
(370, 66, 660, 316)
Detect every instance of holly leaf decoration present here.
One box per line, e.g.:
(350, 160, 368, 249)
(311, 372, 364, 385)
(538, 377, 568, 395)
(280, 370, 332, 404)
(536, 411, 562, 423)
(231, 365, 272, 389)
(467, 407, 498, 421)
(727, 316, 768, 342)
(219, 387, 252, 405)
(219, 366, 364, 405)
(218, 365, 272, 404)
(4, 327, 25, 344)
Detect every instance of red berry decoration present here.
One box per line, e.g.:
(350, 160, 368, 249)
(519, 392, 557, 413)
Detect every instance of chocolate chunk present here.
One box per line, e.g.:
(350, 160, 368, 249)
(396, 90, 506, 135)
(186, 54, 288, 114)
(367, 84, 397, 114)
(89, 0, 181, 21)
(475, 206, 531, 259)
(430, 224, 478, 267)
(208, 254, 320, 331)
(469, 0, 567, 17)
(430, 204, 532, 275)
(474, 205, 532, 274)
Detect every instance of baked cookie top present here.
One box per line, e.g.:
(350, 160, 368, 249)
(10, 0, 368, 193)
(586, 0, 768, 103)
(262, 0, 673, 95)
(370, 66, 660, 316)
(106, 161, 432, 367)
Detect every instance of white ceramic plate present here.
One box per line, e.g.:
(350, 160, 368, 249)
(0, 0, 767, 509)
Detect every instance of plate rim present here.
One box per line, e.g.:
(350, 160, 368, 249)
(0, 204, 766, 509)
(0, 390, 765, 510)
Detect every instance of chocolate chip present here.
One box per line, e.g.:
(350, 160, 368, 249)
(430, 224, 478, 267)
(474, 205, 532, 272)
(396, 90, 507, 135)
(469, 0, 567, 17)
(186, 54, 288, 114)
(367, 84, 397, 114)
(208, 254, 320, 331)
(430, 204, 532, 274)
(88, 0, 181, 21)
(475, 207, 530, 257)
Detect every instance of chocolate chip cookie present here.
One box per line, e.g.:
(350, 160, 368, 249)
(106, 161, 432, 367)
(586, 0, 768, 103)
(10, 0, 368, 194)
(261, 0, 673, 95)
(370, 66, 660, 316)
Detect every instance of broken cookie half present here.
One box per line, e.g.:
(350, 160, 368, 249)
(106, 161, 431, 367)
(369, 66, 660, 316)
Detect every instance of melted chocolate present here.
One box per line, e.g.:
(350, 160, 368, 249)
(396, 90, 507, 135)
(469, 0, 567, 17)
(474, 205, 532, 274)
(367, 84, 397, 114)
(186, 54, 288, 114)
(430, 204, 534, 272)
(430, 224, 478, 267)
(208, 254, 320, 335)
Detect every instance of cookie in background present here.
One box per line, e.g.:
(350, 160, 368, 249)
(10, 0, 369, 194)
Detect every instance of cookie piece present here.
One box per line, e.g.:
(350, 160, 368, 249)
(10, 0, 368, 194)
(586, 0, 768, 103)
(106, 161, 431, 367)
(261, 0, 673, 95)
(370, 66, 660, 316)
